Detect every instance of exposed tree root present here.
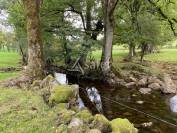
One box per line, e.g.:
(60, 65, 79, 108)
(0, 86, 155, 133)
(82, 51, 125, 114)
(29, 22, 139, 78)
(0, 70, 34, 89)
(1, 75, 33, 88)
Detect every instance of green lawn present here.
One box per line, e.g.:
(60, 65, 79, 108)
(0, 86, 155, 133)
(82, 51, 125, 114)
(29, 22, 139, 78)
(0, 52, 20, 68)
(0, 72, 19, 81)
(92, 49, 128, 60)
(0, 52, 20, 80)
(92, 49, 177, 63)
(0, 49, 177, 81)
(145, 49, 177, 63)
(0, 88, 59, 132)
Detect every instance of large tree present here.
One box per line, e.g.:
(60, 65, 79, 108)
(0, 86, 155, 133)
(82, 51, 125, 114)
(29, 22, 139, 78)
(100, 0, 118, 73)
(22, 0, 45, 79)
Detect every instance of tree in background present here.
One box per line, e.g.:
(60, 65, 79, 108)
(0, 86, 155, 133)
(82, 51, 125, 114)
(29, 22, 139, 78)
(100, 0, 118, 73)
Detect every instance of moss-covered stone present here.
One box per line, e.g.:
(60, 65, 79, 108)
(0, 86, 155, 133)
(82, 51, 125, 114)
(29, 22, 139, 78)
(110, 118, 138, 133)
(92, 114, 111, 132)
(49, 85, 78, 104)
(76, 109, 93, 123)
(57, 109, 75, 125)
(54, 103, 67, 112)
(56, 124, 68, 133)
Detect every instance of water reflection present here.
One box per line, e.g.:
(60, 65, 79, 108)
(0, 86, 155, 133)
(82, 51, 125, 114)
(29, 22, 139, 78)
(170, 94, 177, 113)
(77, 80, 177, 133)
(86, 87, 103, 113)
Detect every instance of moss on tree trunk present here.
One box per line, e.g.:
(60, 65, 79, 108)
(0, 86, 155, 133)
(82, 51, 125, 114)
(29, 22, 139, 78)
(23, 0, 45, 79)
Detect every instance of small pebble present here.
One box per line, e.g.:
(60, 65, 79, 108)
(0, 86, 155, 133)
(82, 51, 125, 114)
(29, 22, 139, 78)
(136, 101, 144, 104)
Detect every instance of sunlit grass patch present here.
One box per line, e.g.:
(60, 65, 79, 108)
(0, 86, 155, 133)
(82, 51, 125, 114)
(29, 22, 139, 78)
(0, 72, 19, 81)
(0, 88, 58, 133)
(0, 52, 20, 68)
(145, 49, 177, 63)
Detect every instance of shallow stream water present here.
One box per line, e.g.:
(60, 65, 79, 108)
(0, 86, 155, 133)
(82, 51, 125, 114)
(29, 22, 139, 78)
(70, 78, 177, 133)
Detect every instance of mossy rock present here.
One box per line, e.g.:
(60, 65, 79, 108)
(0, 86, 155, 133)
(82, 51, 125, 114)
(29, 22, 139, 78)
(57, 110, 76, 125)
(53, 103, 68, 112)
(76, 109, 93, 123)
(56, 124, 68, 133)
(92, 114, 111, 133)
(110, 118, 138, 133)
(49, 85, 78, 104)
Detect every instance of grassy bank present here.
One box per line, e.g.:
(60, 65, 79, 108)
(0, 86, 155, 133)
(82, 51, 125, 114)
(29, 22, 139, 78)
(0, 52, 20, 80)
(0, 52, 20, 68)
(145, 49, 177, 63)
(92, 48, 177, 63)
(0, 88, 58, 132)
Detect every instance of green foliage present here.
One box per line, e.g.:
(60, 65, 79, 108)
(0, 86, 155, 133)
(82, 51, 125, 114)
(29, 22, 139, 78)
(114, 0, 175, 49)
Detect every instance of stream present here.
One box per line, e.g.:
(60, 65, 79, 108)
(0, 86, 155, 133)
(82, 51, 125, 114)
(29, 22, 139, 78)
(57, 73, 177, 133)
(71, 79, 177, 133)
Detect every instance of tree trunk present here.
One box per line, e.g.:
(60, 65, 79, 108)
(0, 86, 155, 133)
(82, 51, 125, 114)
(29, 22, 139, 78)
(128, 43, 136, 59)
(23, 0, 45, 79)
(19, 44, 27, 65)
(100, 0, 118, 73)
(140, 42, 147, 62)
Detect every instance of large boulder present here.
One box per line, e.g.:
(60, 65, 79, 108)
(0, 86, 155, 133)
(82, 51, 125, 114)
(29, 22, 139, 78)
(92, 114, 111, 133)
(161, 74, 177, 94)
(110, 118, 138, 133)
(49, 85, 79, 104)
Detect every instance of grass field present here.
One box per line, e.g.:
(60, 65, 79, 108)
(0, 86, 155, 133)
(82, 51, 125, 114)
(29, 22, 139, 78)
(0, 52, 20, 80)
(92, 49, 177, 63)
(0, 52, 20, 68)
(0, 88, 59, 132)
(145, 49, 177, 63)
(0, 49, 177, 81)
